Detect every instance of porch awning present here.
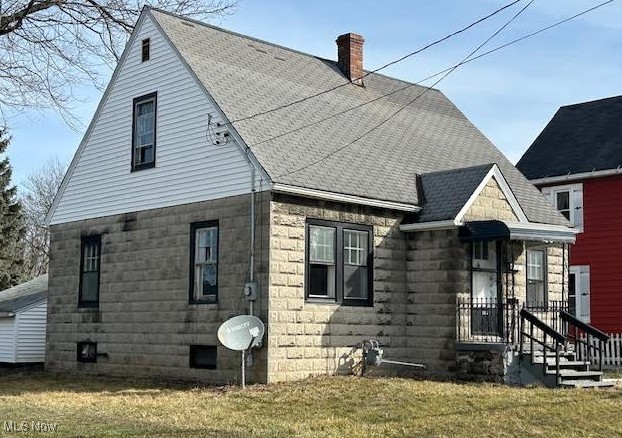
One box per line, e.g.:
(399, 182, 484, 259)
(459, 220, 576, 244)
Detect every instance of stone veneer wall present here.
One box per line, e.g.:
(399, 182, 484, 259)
(463, 178, 519, 222)
(266, 195, 411, 382)
(46, 193, 270, 384)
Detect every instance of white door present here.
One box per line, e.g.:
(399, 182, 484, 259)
(569, 265, 590, 323)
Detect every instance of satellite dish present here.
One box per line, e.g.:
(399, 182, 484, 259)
(218, 315, 265, 351)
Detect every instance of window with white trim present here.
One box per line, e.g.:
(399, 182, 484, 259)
(541, 183, 583, 230)
(306, 219, 373, 306)
(190, 221, 218, 303)
(526, 249, 546, 306)
(132, 92, 157, 171)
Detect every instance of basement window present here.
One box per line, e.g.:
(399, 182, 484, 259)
(306, 219, 373, 306)
(141, 38, 150, 62)
(77, 342, 97, 363)
(189, 345, 217, 369)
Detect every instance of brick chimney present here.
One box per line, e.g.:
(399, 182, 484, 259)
(336, 33, 365, 86)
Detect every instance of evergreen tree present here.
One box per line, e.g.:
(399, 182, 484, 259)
(0, 129, 25, 290)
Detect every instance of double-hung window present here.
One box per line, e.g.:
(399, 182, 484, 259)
(190, 221, 218, 303)
(526, 249, 546, 306)
(306, 219, 373, 306)
(132, 92, 157, 171)
(541, 184, 583, 230)
(79, 235, 101, 307)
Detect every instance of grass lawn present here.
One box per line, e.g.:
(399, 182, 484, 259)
(0, 372, 621, 437)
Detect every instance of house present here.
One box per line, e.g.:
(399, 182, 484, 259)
(45, 8, 577, 384)
(517, 95, 622, 334)
(0, 275, 48, 364)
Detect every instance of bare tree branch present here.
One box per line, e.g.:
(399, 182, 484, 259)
(0, 1, 239, 127)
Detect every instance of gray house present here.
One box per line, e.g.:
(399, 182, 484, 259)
(45, 8, 577, 384)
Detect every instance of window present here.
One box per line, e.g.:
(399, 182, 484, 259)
(189, 345, 217, 369)
(77, 342, 97, 363)
(306, 219, 373, 306)
(190, 221, 218, 303)
(79, 235, 101, 307)
(141, 38, 150, 62)
(132, 92, 157, 171)
(541, 184, 583, 230)
(526, 249, 546, 306)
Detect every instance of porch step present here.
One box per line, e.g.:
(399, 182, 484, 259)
(553, 369, 604, 381)
(559, 379, 616, 389)
(532, 359, 590, 370)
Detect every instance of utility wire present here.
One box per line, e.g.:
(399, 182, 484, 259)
(272, 0, 536, 179)
(221, 0, 522, 126)
(255, 0, 613, 163)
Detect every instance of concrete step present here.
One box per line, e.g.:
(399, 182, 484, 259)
(553, 369, 604, 381)
(532, 359, 590, 370)
(559, 379, 616, 389)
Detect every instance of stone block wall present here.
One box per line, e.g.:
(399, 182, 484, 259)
(46, 193, 270, 384)
(266, 195, 410, 382)
(463, 178, 519, 222)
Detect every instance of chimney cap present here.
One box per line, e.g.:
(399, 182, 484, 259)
(336, 33, 365, 43)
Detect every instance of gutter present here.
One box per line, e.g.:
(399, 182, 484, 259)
(0, 312, 15, 318)
(530, 167, 622, 186)
(272, 184, 420, 212)
(399, 220, 457, 232)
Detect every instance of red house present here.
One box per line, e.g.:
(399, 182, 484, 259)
(517, 95, 622, 333)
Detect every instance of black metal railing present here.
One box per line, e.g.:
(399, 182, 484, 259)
(457, 299, 568, 345)
(457, 297, 519, 344)
(561, 310, 610, 371)
(519, 308, 567, 386)
(522, 300, 568, 335)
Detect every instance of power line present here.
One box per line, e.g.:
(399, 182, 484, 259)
(272, 0, 537, 179)
(221, 0, 522, 126)
(255, 0, 614, 169)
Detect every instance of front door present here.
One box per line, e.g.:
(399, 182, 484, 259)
(471, 241, 501, 335)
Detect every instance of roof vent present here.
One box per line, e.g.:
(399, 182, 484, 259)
(336, 33, 365, 86)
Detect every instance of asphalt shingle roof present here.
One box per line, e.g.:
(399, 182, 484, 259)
(0, 274, 48, 313)
(415, 164, 494, 223)
(150, 9, 567, 226)
(517, 95, 622, 180)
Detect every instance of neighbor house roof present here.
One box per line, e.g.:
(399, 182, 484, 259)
(0, 274, 48, 314)
(517, 95, 622, 180)
(147, 9, 566, 226)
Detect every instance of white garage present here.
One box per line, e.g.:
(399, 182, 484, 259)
(0, 275, 48, 364)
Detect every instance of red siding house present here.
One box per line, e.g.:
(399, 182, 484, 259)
(517, 95, 622, 333)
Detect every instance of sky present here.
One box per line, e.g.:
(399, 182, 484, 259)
(5, 0, 622, 191)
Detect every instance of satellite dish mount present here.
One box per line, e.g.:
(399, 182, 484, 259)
(218, 315, 265, 388)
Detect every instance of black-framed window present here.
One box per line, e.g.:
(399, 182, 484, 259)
(132, 92, 157, 171)
(141, 38, 150, 62)
(190, 221, 218, 303)
(77, 342, 97, 363)
(305, 219, 373, 306)
(526, 249, 547, 306)
(79, 235, 101, 308)
(189, 345, 217, 369)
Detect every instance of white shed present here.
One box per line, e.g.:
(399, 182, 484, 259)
(0, 275, 48, 364)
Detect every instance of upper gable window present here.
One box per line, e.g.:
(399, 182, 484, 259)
(541, 184, 583, 230)
(132, 92, 157, 171)
(141, 38, 150, 62)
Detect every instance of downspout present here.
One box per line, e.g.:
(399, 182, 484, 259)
(241, 147, 257, 317)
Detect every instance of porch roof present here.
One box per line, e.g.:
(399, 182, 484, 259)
(458, 220, 576, 244)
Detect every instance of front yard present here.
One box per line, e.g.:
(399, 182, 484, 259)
(0, 372, 621, 437)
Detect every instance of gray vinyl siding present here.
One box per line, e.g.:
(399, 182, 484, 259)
(0, 318, 16, 362)
(15, 300, 47, 363)
(50, 15, 264, 225)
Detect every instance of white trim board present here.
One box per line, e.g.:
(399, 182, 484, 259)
(530, 167, 622, 186)
(272, 184, 420, 212)
(455, 164, 528, 224)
